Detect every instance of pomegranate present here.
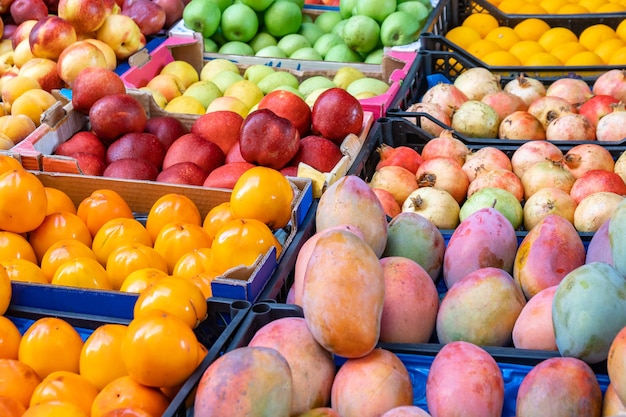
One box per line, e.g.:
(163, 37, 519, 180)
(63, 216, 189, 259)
(592, 69, 626, 102)
(371, 187, 401, 219)
(569, 169, 626, 205)
(615, 150, 626, 185)
(574, 191, 624, 233)
(451, 100, 500, 139)
(420, 83, 468, 117)
(467, 168, 524, 202)
(545, 77, 593, 108)
(404, 102, 451, 137)
(596, 103, 626, 142)
(416, 156, 470, 204)
(453, 67, 501, 101)
(402, 187, 460, 229)
(504, 74, 546, 107)
(521, 159, 576, 200)
(498, 111, 546, 140)
(375, 143, 423, 174)
(522, 187, 576, 231)
(368, 165, 419, 207)
(481, 91, 527, 122)
(563, 143, 615, 179)
(420, 129, 469, 166)
(462, 146, 512, 182)
(527, 96, 576, 129)
(578, 94, 619, 127)
(545, 114, 596, 141)
(510, 140, 564, 179)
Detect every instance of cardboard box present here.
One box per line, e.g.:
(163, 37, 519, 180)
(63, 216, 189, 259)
(8, 170, 313, 315)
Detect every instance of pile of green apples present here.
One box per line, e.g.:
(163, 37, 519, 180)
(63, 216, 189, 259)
(182, 0, 433, 64)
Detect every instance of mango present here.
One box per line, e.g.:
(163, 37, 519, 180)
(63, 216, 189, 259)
(380, 406, 432, 417)
(553, 262, 626, 364)
(601, 384, 626, 416)
(587, 218, 613, 265)
(443, 207, 518, 289)
(512, 285, 558, 351)
(609, 197, 626, 276)
(302, 229, 385, 358)
(516, 357, 602, 417)
(436, 267, 526, 346)
(607, 325, 626, 406)
(513, 214, 585, 299)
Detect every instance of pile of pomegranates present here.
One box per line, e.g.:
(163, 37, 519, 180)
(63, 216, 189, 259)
(405, 67, 626, 142)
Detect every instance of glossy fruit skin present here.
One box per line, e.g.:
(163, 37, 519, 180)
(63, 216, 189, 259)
(90, 375, 170, 417)
(76, 189, 134, 238)
(0, 316, 21, 359)
(79, 324, 129, 391)
(210, 218, 282, 275)
(311, 87, 364, 145)
(0, 169, 48, 234)
(29, 370, 99, 415)
(0, 231, 38, 264)
(51, 257, 113, 290)
(105, 243, 168, 290)
(230, 166, 294, 230)
(152, 222, 213, 274)
(0, 359, 42, 409)
(145, 193, 202, 243)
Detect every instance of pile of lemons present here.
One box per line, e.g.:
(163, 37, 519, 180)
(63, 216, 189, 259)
(445, 13, 626, 66)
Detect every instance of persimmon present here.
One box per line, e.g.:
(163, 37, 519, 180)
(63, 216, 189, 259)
(22, 401, 88, 417)
(105, 243, 168, 290)
(90, 376, 170, 417)
(0, 316, 21, 359)
(39, 239, 97, 282)
(43, 186, 77, 215)
(79, 324, 129, 391)
(0, 359, 42, 408)
(0, 154, 22, 175)
(0, 264, 10, 315)
(0, 395, 26, 417)
(92, 218, 152, 266)
(51, 257, 113, 290)
(171, 247, 214, 279)
(76, 189, 134, 237)
(119, 268, 168, 294)
(29, 371, 99, 415)
(0, 231, 37, 264)
(202, 201, 235, 241)
(1, 258, 48, 283)
(0, 168, 48, 234)
(28, 211, 92, 262)
(145, 193, 202, 243)
(152, 222, 212, 274)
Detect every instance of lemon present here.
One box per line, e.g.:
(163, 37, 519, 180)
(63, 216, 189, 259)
(332, 67, 366, 90)
(538, 27, 578, 52)
(461, 13, 500, 38)
(164, 96, 205, 115)
(578, 24, 617, 51)
(445, 26, 481, 49)
(513, 18, 551, 41)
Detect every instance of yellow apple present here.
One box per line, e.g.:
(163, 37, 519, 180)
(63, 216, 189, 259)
(0, 114, 37, 144)
(164, 95, 205, 115)
(58, 0, 108, 34)
(206, 96, 249, 118)
(139, 86, 168, 108)
(160, 60, 199, 89)
(145, 73, 185, 102)
(28, 16, 78, 60)
(199, 58, 239, 82)
(183, 79, 222, 109)
(223, 79, 264, 110)
(95, 14, 145, 60)
(18, 57, 62, 92)
(10, 88, 58, 126)
(56, 40, 108, 87)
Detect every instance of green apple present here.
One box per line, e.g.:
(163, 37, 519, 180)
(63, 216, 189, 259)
(341, 15, 380, 53)
(271, 84, 304, 99)
(313, 32, 344, 58)
(397, 1, 431, 22)
(263, 0, 302, 37)
(276, 0, 304, 8)
(203, 37, 219, 52)
(218, 40, 255, 55)
(276, 33, 311, 56)
(380, 10, 421, 47)
(289, 47, 323, 60)
(182, 0, 222, 38)
(243, 64, 276, 84)
(364, 48, 384, 63)
(314, 11, 343, 34)
(257, 71, 300, 94)
(249, 31, 277, 53)
(305, 87, 333, 106)
(302, 13, 313, 23)
(183, 80, 223, 108)
(200, 58, 239, 81)
(298, 22, 324, 46)
(220, 3, 259, 42)
(331, 19, 347, 37)
(354, 0, 396, 24)
(211, 70, 244, 93)
(209, 0, 234, 12)
(210, 27, 228, 46)
(339, 0, 357, 18)
(240, 0, 274, 12)
(346, 77, 390, 97)
(332, 66, 366, 89)
(298, 75, 336, 98)
(324, 43, 362, 62)
(255, 45, 287, 58)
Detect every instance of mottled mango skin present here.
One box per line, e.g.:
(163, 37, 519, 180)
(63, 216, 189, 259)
(443, 207, 518, 289)
(601, 384, 626, 416)
(248, 317, 335, 415)
(514, 214, 586, 299)
(516, 357, 602, 417)
(295, 408, 341, 417)
(426, 341, 504, 417)
(553, 262, 626, 364)
(610, 198, 626, 275)
(436, 267, 526, 347)
(194, 346, 292, 417)
(587, 219, 613, 265)
(316, 175, 388, 257)
(512, 285, 558, 351)
(608, 326, 626, 407)
(302, 229, 385, 358)
(331, 348, 414, 417)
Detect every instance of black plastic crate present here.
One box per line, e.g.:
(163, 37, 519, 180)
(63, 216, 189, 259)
(227, 301, 610, 416)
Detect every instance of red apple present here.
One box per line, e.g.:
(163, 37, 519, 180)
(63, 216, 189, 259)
(578, 94, 619, 127)
(156, 162, 207, 186)
(106, 132, 165, 169)
(89, 93, 148, 144)
(10, 0, 47, 26)
(56, 40, 109, 87)
(71, 152, 107, 176)
(311, 87, 364, 145)
(28, 16, 78, 61)
(288, 134, 343, 173)
(57, 0, 108, 34)
(122, 0, 166, 36)
(162, 132, 225, 175)
(143, 115, 189, 151)
(225, 140, 245, 164)
(190, 110, 243, 155)
(153, 0, 184, 28)
(11, 20, 37, 49)
(202, 161, 256, 189)
(279, 166, 298, 176)
(239, 109, 300, 170)
(55, 130, 106, 160)
(17, 57, 63, 92)
(257, 89, 312, 137)
(72, 66, 127, 114)
(103, 157, 159, 180)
